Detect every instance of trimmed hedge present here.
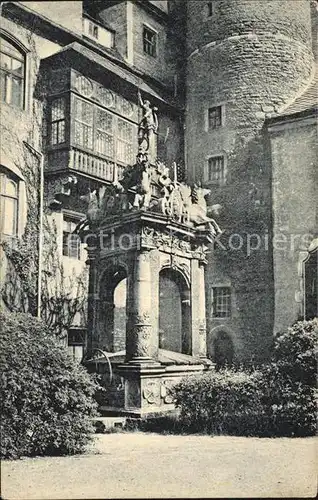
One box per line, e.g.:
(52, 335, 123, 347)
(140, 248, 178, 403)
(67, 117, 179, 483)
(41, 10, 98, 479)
(0, 312, 98, 459)
(173, 319, 317, 437)
(173, 369, 270, 436)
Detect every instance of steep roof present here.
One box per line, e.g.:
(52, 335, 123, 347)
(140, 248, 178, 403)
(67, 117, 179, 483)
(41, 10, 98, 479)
(276, 68, 318, 118)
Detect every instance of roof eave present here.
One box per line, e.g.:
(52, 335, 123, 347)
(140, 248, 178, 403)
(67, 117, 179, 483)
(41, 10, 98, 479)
(266, 106, 317, 127)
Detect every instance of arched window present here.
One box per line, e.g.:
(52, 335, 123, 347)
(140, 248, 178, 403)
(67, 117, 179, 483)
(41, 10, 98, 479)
(0, 36, 25, 108)
(0, 168, 19, 237)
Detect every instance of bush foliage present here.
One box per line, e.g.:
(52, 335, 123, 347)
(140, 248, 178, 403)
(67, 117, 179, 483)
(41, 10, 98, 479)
(173, 319, 317, 437)
(173, 369, 267, 435)
(0, 312, 98, 459)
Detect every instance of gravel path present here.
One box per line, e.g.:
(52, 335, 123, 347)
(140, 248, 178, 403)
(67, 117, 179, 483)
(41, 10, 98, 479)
(1, 433, 317, 499)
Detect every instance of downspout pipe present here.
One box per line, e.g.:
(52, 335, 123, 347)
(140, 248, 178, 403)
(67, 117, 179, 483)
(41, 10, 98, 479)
(23, 141, 44, 319)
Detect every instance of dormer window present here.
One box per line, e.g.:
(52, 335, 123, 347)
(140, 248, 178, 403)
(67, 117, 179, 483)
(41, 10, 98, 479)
(82, 17, 114, 49)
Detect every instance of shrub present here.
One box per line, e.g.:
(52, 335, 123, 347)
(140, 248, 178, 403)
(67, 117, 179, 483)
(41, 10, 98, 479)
(259, 319, 318, 437)
(271, 318, 318, 387)
(173, 319, 317, 437)
(259, 366, 317, 437)
(0, 312, 98, 459)
(173, 368, 268, 436)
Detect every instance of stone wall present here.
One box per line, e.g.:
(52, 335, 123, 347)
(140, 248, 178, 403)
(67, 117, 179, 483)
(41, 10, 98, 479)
(0, 15, 60, 314)
(132, 3, 171, 86)
(267, 114, 317, 334)
(98, 2, 128, 61)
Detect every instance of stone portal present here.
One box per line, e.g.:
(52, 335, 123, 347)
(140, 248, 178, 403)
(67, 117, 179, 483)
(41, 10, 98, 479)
(81, 93, 222, 416)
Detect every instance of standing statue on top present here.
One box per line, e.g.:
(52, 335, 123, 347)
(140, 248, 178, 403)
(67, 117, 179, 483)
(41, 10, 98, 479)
(138, 90, 158, 153)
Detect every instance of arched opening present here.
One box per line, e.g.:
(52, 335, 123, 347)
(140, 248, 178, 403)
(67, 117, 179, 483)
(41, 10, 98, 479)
(213, 331, 234, 368)
(113, 278, 127, 352)
(98, 267, 127, 352)
(159, 268, 190, 354)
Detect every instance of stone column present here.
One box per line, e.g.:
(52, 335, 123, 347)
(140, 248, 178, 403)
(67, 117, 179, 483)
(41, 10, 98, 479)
(126, 250, 155, 363)
(198, 261, 208, 359)
(190, 259, 200, 357)
(86, 238, 99, 357)
(181, 289, 191, 355)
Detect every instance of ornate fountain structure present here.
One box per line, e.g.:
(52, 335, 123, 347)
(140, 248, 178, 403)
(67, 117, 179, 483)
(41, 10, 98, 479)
(81, 94, 222, 417)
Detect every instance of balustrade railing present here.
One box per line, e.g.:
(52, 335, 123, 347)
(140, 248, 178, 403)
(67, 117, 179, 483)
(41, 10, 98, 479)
(70, 148, 129, 182)
(72, 149, 114, 181)
(47, 148, 128, 182)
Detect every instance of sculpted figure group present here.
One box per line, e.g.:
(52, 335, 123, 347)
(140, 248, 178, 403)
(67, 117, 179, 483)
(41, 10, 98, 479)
(77, 158, 221, 243)
(76, 92, 221, 242)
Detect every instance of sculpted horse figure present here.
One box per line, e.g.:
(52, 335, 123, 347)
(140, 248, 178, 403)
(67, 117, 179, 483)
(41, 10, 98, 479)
(189, 185, 222, 242)
(99, 181, 131, 215)
(75, 181, 132, 234)
(75, 189, 102, 233)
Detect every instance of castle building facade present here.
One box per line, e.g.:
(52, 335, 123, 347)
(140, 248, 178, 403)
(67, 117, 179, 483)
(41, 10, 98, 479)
(0, 0, 317, 364)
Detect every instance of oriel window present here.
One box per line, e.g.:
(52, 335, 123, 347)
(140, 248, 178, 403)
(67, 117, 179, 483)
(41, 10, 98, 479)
(74, 97, 93, 150)
(51, 97, 66, 145)
(95, 108, 114, 157)
(117, 118, 134, 164)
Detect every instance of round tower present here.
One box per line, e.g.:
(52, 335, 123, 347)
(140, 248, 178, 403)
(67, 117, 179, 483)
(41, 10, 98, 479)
(184, 0, 314, 362)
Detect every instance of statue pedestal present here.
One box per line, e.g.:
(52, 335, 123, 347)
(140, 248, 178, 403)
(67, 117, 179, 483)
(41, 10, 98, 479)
(117, 361, 164, 416)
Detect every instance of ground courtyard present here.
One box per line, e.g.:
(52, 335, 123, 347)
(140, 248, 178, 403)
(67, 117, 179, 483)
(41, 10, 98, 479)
(1, 432, 317, 499)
